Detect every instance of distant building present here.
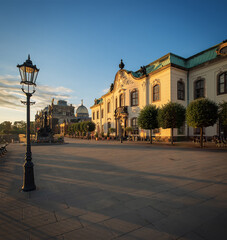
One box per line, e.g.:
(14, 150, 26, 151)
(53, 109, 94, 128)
(91, 41, 227, 140)
(75, 100, 90, 121)
(60, 100, 91, 135)
(35, 99, 76, 134)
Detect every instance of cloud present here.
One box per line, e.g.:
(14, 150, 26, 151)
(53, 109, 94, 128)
(0, 74, 76, 113)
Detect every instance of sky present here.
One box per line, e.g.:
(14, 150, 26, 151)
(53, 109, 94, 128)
(0, 0, 226, 123)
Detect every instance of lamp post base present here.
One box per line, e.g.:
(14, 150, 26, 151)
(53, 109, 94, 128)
(22, 161, 36, 192)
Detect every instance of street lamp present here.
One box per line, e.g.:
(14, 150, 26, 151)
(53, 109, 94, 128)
(17, 55, 39, 191)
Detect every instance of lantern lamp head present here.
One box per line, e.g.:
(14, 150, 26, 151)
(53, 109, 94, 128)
(17, 55, 39, 94)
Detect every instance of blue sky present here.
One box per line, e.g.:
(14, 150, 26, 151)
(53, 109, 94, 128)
(0, 0, 226, 123)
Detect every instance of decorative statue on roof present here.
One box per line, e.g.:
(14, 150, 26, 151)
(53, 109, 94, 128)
(110, 83, 114, 92)
(140, 66, 148, 77)
(119, 59, 125, 69)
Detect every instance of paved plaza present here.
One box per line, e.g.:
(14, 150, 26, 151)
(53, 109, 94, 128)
(0, 138, 227, 240)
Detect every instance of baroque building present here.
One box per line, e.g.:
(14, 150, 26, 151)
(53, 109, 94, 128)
(35, 99, 76, 134)
(59, 100, 91, 135)
(90, 41, 227, 139)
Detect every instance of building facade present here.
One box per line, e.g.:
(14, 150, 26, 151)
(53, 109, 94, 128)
(90, 41, 227, 139)
(59, 100, 91, 135)
(35, 99, 76, 134)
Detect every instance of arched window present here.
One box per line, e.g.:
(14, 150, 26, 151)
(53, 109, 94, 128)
(93, 112, 95, 120)
(194, 79, 205, 99)
(120, 94, 124, 107)
(101, 109, 104, 118)
(131, 118, 138, 134)
(153, 84, 160, 102)
(177, 80, 185, 100)
(107, 101, 111, 113)
(115, 98, 118, 109)
(217, 72, 227, 95)
(97, 110, 99, 119)
(131, 89, 139, 106)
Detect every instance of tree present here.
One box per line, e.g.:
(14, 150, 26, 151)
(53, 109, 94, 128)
(125, 127, 133, 135)
(138, 105, 159, 144)
(186, 98, 218, 148)
(158, 102, 185, 145)
(219, 101, 227, 126)
(0, 121, 12, 134)
(81, 121, 88, 133)
(86, 121, 96, 132)
(74, 123, 80, 136)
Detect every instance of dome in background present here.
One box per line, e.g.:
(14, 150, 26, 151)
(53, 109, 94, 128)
(76, 100, 89, 118)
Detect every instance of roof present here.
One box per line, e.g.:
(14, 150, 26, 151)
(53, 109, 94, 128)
(76, 105, 88, 114)
(130, 42, 222, 79)
(90, 41, 225, 108)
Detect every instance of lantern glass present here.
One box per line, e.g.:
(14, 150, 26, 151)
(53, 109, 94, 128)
(17, 55, 39, 87)
(21, 81, 36, 94)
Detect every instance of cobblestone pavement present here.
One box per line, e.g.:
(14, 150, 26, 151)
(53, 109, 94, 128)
(0, 138, 227, 240)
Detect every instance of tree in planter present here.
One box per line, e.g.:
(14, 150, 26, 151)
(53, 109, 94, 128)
(219, 101, 227, 127)
(85, 121, 96, 139)
(95, 132, 99, 140)
(158, 102, 185, 145)
(186, 98, 218, 148)
(86, 121, 96, 132)
(101, 132, 105, 139)
(74, 123, 80, 137)
(81, 121, 89, 138)
(107, 131, 110, 140)
(109, 128, 116, 139)
(79, 122, 84, 137)
(68, 125, 74, 136)
(138, 105, 159, 144)
(125, 126, 133, 140)
(72, 123, 77, 137)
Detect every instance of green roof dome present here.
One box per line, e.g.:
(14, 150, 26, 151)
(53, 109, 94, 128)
(76, 100, 89, 117)
(76, 105, 88, 114)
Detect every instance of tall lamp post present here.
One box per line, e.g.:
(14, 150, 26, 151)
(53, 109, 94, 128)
(17, 55, 39, 192)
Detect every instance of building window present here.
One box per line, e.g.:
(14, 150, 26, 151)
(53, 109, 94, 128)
(107, 101, 111, 113)
(217, 72, 227, 95)
(97, 110, 99, 119)
(131, 89, 139, 106)
(178, 123, 185, 135)
(194, 79, 205, 99)
(115, 98, 118, 109)
(93, 112, 95, 120)
(177, 80, 185, 100)
(131, 118, 138, 134)
(153, 84, 160, 102)
(120, 94, 124, 107)
(101, 109, 104, 118)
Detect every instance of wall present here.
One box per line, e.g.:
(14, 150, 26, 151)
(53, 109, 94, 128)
(188, 58, 227, 136)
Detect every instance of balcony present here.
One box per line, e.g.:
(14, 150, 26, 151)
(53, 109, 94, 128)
(114, 106, 128, 118)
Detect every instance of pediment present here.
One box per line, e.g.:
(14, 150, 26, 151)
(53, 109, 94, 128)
(114, 70, 134, 91)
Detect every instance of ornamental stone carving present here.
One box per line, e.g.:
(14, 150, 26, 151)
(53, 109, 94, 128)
(119, 71, 134, 87)
(152, 79, 160, 86)
(142, 80, 146, 90)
